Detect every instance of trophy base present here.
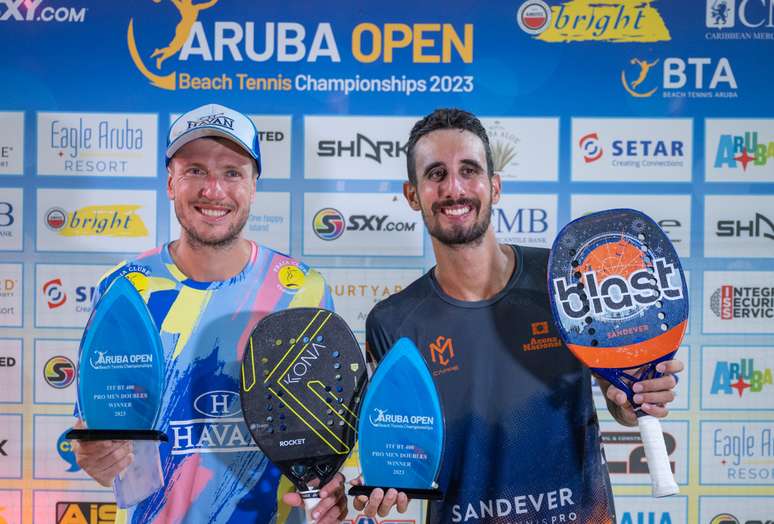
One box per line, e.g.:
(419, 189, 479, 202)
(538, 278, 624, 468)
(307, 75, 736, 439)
(65, 429, 168, 442)
(348, 485, 444, 500)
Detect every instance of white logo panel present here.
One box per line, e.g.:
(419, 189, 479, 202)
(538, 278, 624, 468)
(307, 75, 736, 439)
(702, 346, 774, 410)
(572, 118, 692, 182)
(0, 339, 22, 403)
(0, 264, 22, 327)
(304, 116, 416, 180)
(571, 194, 692, 257)
(615, 495, 687, 524)
(35, 339, 79, 404)
(0, 187, 23, 251)
(0, 490, 22, 524)
(304, 193, 423, 256)
(703, 272, 774, 334)
(700, 495, 774, 522)
(36, 189, 157, 252)
(493, 194, 557, 247)
(705, 195, 774, 257)
(33, 491, 117, 524)
(481, 118, 559, 181)
(706, 119, 774, 182)
(601, 420, 688, 486)
(37, 112, 158, 177)
(0, 414, 22, 479)
(169, 114, 291, 179)
(170, 192, 291, 254)
(700, 421, 774, 485)
(0, 112, 24, 175)
(35, 264, 112, 328)
(319, 267, 423, 332)
(33, 415, 90, 480)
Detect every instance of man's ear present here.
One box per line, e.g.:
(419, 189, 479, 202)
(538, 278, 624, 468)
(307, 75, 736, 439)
(166, 167, 175, 200)
(491, 173, 502, 205)
(403, 181, 421, 211)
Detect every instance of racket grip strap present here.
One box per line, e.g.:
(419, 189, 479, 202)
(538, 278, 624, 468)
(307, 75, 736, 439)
(299, 489, 320, 523)
(638, 415, 679, 497)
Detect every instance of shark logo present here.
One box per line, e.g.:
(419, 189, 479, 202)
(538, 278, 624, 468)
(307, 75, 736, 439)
(127, 0, 219, 90)
(621, 58, 659, 98)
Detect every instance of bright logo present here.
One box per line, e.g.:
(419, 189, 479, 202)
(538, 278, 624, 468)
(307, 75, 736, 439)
(516, 0, 551, 34)
(517, 0, 671, 43)
(579, 132, 603, 163)
(45, 208, 67, 230)
(313, 208, 345, 240)
(44, 356, 76, 389)
(44, 205, 149, 237)
(621, 58, 660, 98)
(711, 358, 773, 397)
(278, 265, 306, 290)
(43, 278, 67, 309)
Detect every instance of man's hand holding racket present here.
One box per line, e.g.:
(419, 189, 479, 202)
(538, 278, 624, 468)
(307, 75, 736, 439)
(282, 472, 349, 524)
(600, 360, 683, 426)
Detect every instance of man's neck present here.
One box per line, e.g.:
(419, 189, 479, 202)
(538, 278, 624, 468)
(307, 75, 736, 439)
(169, 236, 252, 282)
(431, 229, 516, 302)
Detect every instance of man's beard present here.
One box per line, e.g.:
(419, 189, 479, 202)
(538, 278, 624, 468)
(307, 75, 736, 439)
(423, 196, 492, 247)
(176, 201, 249, 249)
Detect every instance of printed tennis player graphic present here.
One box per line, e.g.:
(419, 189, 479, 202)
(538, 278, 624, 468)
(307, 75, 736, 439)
(240, 308, 366, 520)
(548, 208, 687, 497)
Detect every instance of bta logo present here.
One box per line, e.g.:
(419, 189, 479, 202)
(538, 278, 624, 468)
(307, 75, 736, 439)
(706, 0, 774, 29)
(44, 356, 76, 389)
(602, 431, 677, 475)
(43, 278, 67, 309)
(55, 502, 116, 524)
(0, 201, 14, 228)
(714, 131, 774, 171)
(620, 512, 673, 524)
(711, 358, 773, 397)
(0, 1, 87, 23)
(317, 134, 408, 163)
(622, 57, 737, 97)
(717, 213, 774, 239)
(493, 208, 548, 234)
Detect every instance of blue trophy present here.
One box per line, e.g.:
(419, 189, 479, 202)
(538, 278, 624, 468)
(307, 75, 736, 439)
(349, 338, 445, 499)
(66, 276, 166, 507)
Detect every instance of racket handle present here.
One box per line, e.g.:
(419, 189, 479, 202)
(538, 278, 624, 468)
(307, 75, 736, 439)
(299, 489, 320, 523)
(637, 414, 679, 497)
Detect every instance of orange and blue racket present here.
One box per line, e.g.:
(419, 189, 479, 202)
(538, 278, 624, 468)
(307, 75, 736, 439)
(548, 209, 687, 497)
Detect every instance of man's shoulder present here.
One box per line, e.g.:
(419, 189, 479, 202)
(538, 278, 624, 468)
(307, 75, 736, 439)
(368, 271, 432, 327)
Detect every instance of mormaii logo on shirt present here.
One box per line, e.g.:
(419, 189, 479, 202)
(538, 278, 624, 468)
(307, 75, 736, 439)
(169, 390, 255, 455)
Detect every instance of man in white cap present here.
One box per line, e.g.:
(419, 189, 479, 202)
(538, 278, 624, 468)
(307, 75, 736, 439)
(72, 104, 347, 524)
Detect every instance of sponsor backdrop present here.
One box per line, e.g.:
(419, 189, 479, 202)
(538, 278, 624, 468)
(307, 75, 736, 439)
(1, 1, 772, 523)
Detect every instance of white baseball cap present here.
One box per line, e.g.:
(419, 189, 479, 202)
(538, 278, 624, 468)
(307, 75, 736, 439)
(166, 103, 262, 175)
